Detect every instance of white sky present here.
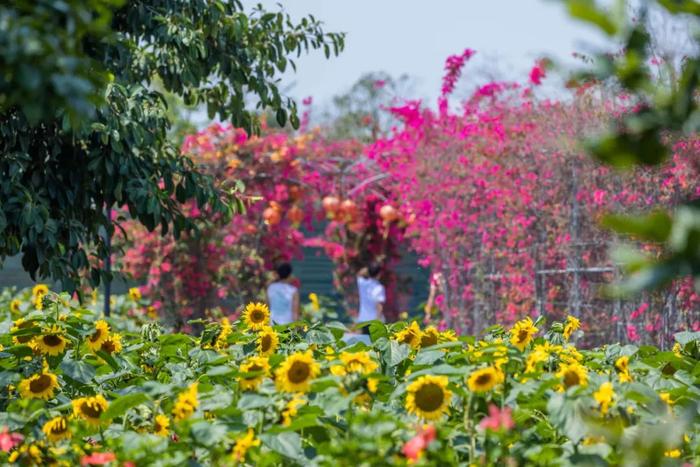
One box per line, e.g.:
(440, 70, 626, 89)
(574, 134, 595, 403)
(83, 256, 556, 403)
(249, 0, 611, 104)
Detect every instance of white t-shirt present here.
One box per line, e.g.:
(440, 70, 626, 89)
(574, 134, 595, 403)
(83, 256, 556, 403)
(267, 282, 297, 325)
(357, 276, 386, 322)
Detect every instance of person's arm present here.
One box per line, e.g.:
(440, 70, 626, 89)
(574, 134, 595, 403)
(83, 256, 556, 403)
(375, 301, 384, 322)
(292, 290, 300, 322)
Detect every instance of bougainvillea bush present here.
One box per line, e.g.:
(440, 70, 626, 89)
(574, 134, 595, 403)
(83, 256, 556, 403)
(368, 50, 700, 342)
(1, 287, 699, 465)
(118, 121, 409, 326)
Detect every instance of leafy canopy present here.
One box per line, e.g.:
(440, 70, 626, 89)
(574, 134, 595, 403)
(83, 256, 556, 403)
(0, 0, 344, 291)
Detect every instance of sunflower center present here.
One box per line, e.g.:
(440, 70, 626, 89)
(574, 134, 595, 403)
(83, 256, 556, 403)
(17, 322, 35, 343)
(101, 340, 116, 354)
(80, 401, 104, 419)
(475, 373, 493, 387)
(246, 364, 263, 379)
(288, 361, 311, 384)
(421, 333, 438, 347)
(43, 334, 62, 347)
(50, 419, 67, 434)
(517, 329, 529, 343)
(260, 335, 272, 352)
(251, 310, 265, 323)
(563, 370, 580, 388)
(400, 331, 416, 344)
(414, 383, 445, 412)
(29, 374, 53, 393)
(89, 330, 103, 343)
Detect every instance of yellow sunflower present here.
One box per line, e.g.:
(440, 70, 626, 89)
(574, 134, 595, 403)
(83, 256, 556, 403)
(257, 327, 279, 356)
(593, 381, 615, 414)
(86, 320, 110, 352)
(10, 299, 21, 314)
(563, 315, 580, 340)
(153, 414, 170, 436)
(128, 287, 142, 301)
(509, 317, 538, 351)
(339, 351, 378, 374)
(440, 329, 458, 343)
(275, 351, 320, 393)
(31, 325, 68, 356)
(281, 395, 306, 426)
(239, 356, 270, 391)
(215, 318, 232, 350)
(18, 366, 59, 400)
(11, 318, 39, 345)
(8, 443, 43, 465)
(467, 366, 503, 393)
(243, 302, 270, 330)
(42, 416, 71, 442)
(173, 382, 199, 421)
(72, 395, 109, 425)
(99, 333, 123, 355)
(32, 284, 49, 298)
(232, 428, 261, 462)
(557, 363, 588, 389)
(420, 326, 440, 348)
(394, 321, 422, 349)
(615, 355, 632, 383)
(405, 375, 452, 420)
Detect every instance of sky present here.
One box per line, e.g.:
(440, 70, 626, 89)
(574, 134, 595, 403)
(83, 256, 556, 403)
(249, 0, 611, 105)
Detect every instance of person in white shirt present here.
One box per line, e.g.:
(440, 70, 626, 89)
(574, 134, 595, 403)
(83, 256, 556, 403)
(355, 263, 386, 333)
(266, 263, 299, 325)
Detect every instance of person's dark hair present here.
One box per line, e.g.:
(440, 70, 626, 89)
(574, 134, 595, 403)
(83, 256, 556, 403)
(368, 262, 381, 278)
(276, 262, 292, 280)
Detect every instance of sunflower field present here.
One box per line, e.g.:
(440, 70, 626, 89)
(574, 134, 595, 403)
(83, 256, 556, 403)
(1, 286, 700, 466)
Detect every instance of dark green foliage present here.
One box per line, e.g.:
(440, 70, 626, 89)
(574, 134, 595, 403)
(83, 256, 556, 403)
(564, 0, 700, 293)
(0, 0, 344, 290)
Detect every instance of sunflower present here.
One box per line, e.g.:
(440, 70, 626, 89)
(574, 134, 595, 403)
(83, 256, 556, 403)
(11, 318, 39, 345)
(18, 366, 59, 400)
(10, 299, 21, 314)
(31, 325, 68, 356)
(405, 375, 452, 420)
(8, 443, 43, 465)
(232, 428, 261, 462)
(33, 284, 49, 298)
(615, 355, 632, 383)
(257, 327, 279, 356)
(153, 414, 170, 436)
(239, 356, 270, 391)
(215, 318, 232, 350)
(281, 395, 306, 426)
(593, 381, 614, 414)
(42, 416, 71, 442)
(243, 302, 270, 330)
(467, 366, 503, 393)
(420, 326, 440, 348)
(99, 333, 123, 355)
(394, 321, 422, 349)
(339, 351, 378, 374)
(275, 351, 320, 393)
(440, 329, 458, 343)
(128, 287, 142, 301)
(173, 382, 199, 421)
(563, 315, 580, 340)
(509, 317, 538, 351)
(72, 395, 109, 425)
(557, 363, 588, 389)
(86, 320, 110, 352)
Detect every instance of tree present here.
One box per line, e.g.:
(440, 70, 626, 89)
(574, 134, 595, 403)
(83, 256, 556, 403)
(0, 0, 344, 291)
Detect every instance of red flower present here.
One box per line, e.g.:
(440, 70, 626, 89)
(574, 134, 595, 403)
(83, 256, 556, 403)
(0, 426, 23, 452)
(402, 425, 437, 461)
(80, 452, 116, 466)
(479, 404, 514, 432)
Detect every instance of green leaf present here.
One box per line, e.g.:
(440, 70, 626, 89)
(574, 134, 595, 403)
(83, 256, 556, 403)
(60, 358, 96, 384)
(602, 211, 672, 242)
(191, 421, 228, 447)
(260, 431, 303, 460)
(566, 0, 619, 35)
(101, 392, 150, 420)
